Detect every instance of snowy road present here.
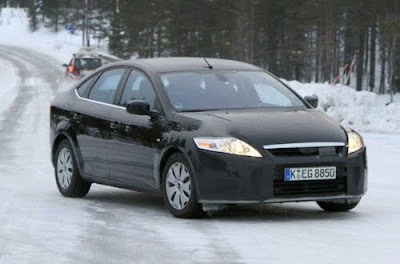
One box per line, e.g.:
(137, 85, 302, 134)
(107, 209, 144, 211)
(0, 45, 399, 264)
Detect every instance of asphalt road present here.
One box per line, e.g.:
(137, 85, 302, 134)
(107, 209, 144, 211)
(0, 45, 398, 264)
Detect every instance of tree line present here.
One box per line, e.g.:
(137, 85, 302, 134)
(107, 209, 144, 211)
(1, 0, 400, 94)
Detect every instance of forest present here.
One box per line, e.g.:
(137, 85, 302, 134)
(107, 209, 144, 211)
(1, 0, 400, 94)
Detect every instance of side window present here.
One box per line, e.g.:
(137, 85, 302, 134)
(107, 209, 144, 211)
(76, 73, 98, 97)
(88, 68, 126, 104)
(119, 70, 156, 109)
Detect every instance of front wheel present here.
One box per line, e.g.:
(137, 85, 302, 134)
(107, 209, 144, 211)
(317, 198, 361, 212)
(54, 140, 91, 197)
(161, 153, 202, 218)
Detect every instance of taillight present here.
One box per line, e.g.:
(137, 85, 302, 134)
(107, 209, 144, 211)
(68, 66, 74, 73)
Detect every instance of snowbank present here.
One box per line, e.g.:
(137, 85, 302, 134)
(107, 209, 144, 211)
(285, 80, 400, 134)
(0, 8, 108, 64)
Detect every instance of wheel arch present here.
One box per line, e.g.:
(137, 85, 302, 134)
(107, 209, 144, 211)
(156, 146, 199, 195)
(51, 130, 84, 176)
(52, 134, 69, 163)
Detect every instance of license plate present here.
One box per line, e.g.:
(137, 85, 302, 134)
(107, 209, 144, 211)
(80, 70, 92, 76)
(284, 167, 336, 181)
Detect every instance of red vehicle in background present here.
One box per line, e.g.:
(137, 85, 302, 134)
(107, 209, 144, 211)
(63, 47, 103, 78)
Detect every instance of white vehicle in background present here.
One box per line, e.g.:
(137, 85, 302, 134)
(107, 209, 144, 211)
(63, 47, 103, 78)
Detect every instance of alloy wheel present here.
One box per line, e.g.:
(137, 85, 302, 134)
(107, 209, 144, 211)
(165, 162, 191, 210)
(57, 147, 73, 189)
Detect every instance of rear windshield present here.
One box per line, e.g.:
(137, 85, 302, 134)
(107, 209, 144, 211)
(74, 58, 102, 69)
(159, 70, 305, 111)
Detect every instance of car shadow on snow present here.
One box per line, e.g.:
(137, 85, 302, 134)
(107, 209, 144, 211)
(82, 187, 362, 222)
(84, 187, 166, 211)
(205, 203, 362, 222)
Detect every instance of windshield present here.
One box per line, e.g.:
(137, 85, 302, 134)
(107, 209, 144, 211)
(74, 58, 102, 70)
(159, 70, 305, 111)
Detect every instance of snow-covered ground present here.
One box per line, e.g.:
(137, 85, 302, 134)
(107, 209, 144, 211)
(0, 7, 399, 264)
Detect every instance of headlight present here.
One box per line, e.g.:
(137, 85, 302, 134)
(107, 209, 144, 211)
(193, 137, 262, 158)
(347, 132, 364, 154)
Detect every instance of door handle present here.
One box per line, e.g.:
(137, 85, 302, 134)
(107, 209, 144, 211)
(73, 113, 82, 120)
(125, 126, 133, 133)
(110, 122, 123, 129)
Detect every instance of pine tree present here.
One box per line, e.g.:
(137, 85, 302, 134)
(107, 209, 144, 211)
(27, 0, 40, 32)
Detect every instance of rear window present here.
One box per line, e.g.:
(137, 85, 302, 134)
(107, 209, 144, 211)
(74, 58, 102, 70)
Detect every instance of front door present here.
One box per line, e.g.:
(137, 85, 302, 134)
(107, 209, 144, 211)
(108, 69, 163, 189)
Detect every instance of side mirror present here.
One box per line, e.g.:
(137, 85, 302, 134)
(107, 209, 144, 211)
(126, 100, 150, 115)
(304, 95, 318, 108)
(62, 64, 68, 67)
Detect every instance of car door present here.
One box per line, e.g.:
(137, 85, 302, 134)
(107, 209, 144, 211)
(73, 67, 128, 179)
(108, 68, 163, 189)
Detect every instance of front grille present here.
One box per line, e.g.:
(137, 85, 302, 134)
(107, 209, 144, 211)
(274, 164, 347, 195)
(274, 179, 347, 195)
(268, 146, 343, 157)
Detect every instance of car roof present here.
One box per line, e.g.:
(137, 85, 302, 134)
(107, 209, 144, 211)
(109, 57, 262, 73)
(75, 55, 100, 59)
(76, 47, 99, 56)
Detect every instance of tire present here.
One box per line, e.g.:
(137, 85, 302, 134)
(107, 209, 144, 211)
(54, 140, 91, 198)
(161, 153, 203, 218)
(317, 198, 361, 212)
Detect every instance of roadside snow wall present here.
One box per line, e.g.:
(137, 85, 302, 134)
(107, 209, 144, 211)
(285, 80, 400, 134)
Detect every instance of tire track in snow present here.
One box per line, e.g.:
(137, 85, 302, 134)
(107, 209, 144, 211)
(0, 45, 62, 133)
(0, 45, 62, 161)
(0, 48, 36, 162)
(0, 45, 65, 263)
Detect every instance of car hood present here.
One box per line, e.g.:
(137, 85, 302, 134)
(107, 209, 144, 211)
(175, 108, 347, 149)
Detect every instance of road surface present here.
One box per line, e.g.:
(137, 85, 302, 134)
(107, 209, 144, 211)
(0, 45, 399, 264)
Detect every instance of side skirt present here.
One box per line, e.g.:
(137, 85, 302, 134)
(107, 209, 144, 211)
(82, 174, 161, 195)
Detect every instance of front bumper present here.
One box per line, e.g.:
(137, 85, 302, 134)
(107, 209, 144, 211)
(191, 147, 367, 204)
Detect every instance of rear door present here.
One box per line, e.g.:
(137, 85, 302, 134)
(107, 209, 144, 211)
(74, 68, 128, 178)
(108, 68, 163, 189)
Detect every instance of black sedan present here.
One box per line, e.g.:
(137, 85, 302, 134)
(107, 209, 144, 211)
(50, 58, 367, 218)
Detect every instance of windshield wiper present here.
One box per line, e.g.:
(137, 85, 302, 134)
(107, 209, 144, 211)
(179, 109, 208, 113)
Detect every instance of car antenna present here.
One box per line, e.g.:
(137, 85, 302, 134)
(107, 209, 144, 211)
(203, 58, 213, 69)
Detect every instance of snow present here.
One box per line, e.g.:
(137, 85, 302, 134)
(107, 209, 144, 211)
(286, 80, 400, 134)
(0, 7, 399, 264)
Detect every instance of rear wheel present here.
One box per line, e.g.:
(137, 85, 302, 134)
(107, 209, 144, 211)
(317, 198, 361, 212)
(54, 140, 91, 197)
(161, 153, 202, 218)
